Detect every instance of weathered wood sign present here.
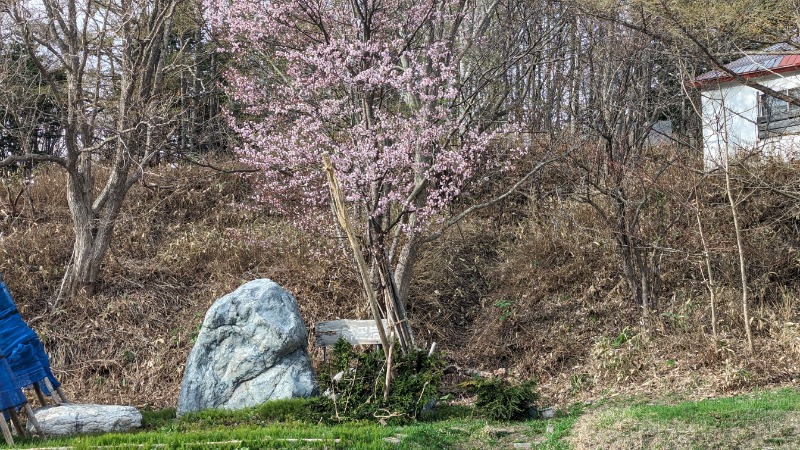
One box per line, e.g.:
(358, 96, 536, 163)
(314, 319, 390, 347)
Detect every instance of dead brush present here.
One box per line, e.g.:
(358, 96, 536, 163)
(408, 215, 509, 360)
(467, 195, 634, 379)
(0, 161, 367, 407)
(767, 289, 800, 362)
(588, 327, 651, 386)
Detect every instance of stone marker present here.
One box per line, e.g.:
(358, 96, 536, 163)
(27, 404, 142, 436)
(177, 279, 318, 416)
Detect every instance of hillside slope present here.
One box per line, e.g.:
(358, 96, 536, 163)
(0, 160, 798, 408)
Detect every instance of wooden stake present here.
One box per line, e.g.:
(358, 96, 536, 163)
(23, 403, 43, 436)
(377, 254, 412, 353)
(56, 386, 69, 404)
(33, 382, 48, 406)
(323, 155, 390, 356)
(383, 332, 395, 402)
(43, 378, 61, 406)
(0, 414, 13, 446)
(7, 407, 26, 437)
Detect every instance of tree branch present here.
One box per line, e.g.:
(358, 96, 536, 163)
(0, 154, 66, 168)
(423, 154, 560, 243)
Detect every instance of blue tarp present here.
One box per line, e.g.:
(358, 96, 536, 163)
(0, 353, 25, 410)
(0, 275, 61, 395)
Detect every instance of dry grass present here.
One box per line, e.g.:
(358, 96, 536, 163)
(0, 163, 363, 408)
(0, 157, 799, 409)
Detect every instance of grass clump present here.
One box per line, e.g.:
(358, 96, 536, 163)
(177, 398, 325, 429)
(624, 387, 800, 428)
(141, 407, 178, 429)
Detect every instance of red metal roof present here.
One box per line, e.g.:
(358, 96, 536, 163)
(694, 42, 800, 87)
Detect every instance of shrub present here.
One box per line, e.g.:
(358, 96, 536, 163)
(317, 339, 444, 424)
(473, 377, 538, 421)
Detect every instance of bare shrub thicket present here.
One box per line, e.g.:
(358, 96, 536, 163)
(465, 147, 800, 402)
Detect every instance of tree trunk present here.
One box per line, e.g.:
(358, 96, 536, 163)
(392, 237, 420, 308)
(64, 166, 127, 299)
(724, 150, 753, 353)
(4, 0, 177, 304)
(64, 144, 98, 297)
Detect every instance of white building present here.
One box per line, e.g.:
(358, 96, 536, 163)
(696, 43, 800, 166)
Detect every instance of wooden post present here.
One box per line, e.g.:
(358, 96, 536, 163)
(323, 155, 390, 357)
(56, 386, 69, 404)
(43, 378, 61, 406)
(33, 382, 48, 406)
(377, 255, 411, 353)
(0, 414, 13, 446)
(23, 403, 43, 436)
(383, 332, 395, 401)
(7, 407, 26, 437)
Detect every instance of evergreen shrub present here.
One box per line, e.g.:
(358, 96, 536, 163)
(473, 377, 538, 421)
(317, 339, 444, 423)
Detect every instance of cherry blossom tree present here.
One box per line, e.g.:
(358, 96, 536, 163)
(211, 0, 556, 347)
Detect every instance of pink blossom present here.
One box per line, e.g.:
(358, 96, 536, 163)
(209, 0, 523, 234)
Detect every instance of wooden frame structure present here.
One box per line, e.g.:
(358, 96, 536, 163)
(0, 378, 68, 445)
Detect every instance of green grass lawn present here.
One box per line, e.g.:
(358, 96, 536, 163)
(7, 401, 581, 449)
(8, 388, 800, 449)
(575, 388, 800, 449)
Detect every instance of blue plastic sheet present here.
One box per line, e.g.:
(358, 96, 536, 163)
(0, 277, 61, 392)
(0, 353, 25, 410)
(7, 342, 48, 391)
(0, 278, 18, 320)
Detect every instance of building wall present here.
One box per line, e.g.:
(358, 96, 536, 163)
(701, 71, 800, 167)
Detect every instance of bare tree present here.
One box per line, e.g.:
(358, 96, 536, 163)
(0, 0, 181, 300)
(565, 14, 690, 316)
(583, 0, 800, 109)
(0, 37, 62, 165)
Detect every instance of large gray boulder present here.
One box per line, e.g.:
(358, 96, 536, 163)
(176, 279, 317, 416)
(28, 404, 142, 436)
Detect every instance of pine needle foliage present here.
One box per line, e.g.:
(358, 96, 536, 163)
(473, 377, 538, 421)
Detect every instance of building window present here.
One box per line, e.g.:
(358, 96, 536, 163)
(758, 87, 800, 139)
